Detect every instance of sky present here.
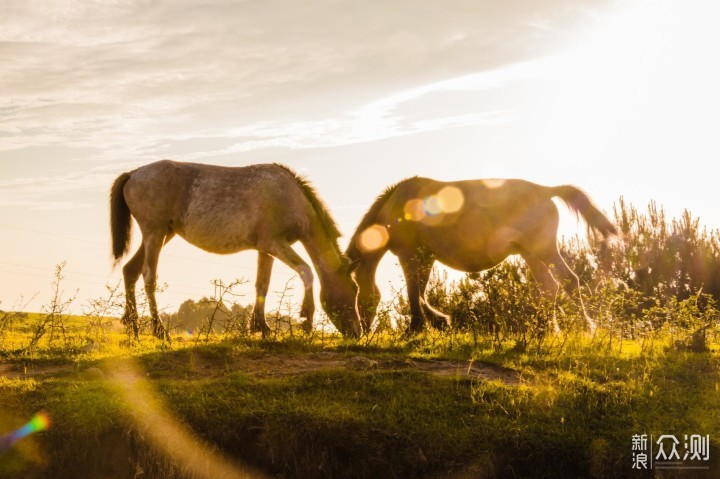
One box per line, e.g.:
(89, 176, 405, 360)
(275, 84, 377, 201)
(2, 0, 720, 318)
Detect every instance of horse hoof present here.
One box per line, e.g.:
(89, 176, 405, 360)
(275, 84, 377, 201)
(250, 318, 271, 336)
(405, 323, 425, 337)
(431, 317, 450, 330)
(299, 320, 313, 334)
(348, 322, 363, 339)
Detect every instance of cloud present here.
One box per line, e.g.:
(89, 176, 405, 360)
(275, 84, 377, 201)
(1, 1, 611, 125)
(0, 0, 616, 207)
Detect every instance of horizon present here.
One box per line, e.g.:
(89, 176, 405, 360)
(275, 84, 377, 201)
(2, 0, 720, 317)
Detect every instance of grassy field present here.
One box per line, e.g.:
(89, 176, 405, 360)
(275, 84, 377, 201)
(1, 317, 718, 479)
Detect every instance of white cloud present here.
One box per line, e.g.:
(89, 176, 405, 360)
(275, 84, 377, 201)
(0, 0, 615, 208)
(0, 54, 554, 205)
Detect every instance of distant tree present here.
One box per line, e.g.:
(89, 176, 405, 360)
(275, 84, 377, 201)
(167, 297, 252, 334)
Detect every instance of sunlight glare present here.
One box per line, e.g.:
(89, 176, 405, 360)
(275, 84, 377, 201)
(436, 186, 465, 214)
(481, 179, 506, 189)
(357, 224, 390, 253)
(108, 359, 264, 479)
(525, 0, 720, 191)
(404, 198, 426, 221)
(423, 196, 443, 216)
(403, 187, 466, 226)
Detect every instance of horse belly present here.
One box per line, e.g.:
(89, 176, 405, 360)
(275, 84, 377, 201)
(417, 229, 513, 273)
(433, 244, 506, 273)
(177, 217, 254, 255)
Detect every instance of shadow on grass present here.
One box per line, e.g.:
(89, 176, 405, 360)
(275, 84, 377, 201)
(1, 336, 718, 479)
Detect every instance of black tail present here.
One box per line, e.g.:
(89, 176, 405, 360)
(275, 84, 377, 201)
(110, 172, 132, 264)
(550, 185, 618, 237)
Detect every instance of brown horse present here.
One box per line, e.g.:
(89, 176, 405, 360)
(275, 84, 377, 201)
(110, 160, 361, 340)
(345, 177, 617, 333)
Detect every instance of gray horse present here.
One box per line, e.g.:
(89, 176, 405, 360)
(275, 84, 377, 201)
(345, 177, 617, 333)
(110, 160, 361, 340)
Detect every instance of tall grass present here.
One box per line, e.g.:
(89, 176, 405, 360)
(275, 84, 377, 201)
(2, 200, 719, 478)
(1, 199, 719, 356)
(403, 200, 720, 354)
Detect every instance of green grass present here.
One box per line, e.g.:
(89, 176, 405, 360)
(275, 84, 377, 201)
(1, 327, 719, 478)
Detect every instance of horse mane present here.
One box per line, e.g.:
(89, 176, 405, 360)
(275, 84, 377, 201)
(274, 164, 342, 241)
(346, 177, 415, 259)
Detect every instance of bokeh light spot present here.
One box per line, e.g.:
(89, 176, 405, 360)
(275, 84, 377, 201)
(437, 186, 464, 213)
(357, 224, 390, 252)
(423, 196, 443, 216)
(404, 199, 426, 221)
(482, 178, 506, 189)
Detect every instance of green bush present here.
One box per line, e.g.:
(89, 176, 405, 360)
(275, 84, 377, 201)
(416, 200, 720, 349)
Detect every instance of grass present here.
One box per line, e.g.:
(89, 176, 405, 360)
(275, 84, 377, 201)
(1, 323, 719, 478)
(7, 200, 720, 476)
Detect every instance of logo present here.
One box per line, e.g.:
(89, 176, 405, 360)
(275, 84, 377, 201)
(632, 434, 710, 470)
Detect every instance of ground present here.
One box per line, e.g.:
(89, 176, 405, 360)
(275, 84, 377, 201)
(0, 334, 718, 478)
(1, 349, 521, 384)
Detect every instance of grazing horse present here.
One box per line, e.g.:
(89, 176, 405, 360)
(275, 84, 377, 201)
(110, 160, 361, 340)
(345, 177, 617, 333)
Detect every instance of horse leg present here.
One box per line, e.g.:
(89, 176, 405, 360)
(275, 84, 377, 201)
(261, 242, 315, 333)
(142, 232, 171, 341)
(354, 253, 383, 332)
(548, 253, 595, 332)
(399, 255, 429, 333)
(122, 245, 144, 340)
(523, 254, 562, 333)
(251, 252, 273, 337)
(415, 260, 450, 330)
(525, 250, 593, 331)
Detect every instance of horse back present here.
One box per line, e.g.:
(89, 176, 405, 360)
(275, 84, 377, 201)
(123, 160, 314, 252)
(378, 177, 550, 225)
(374, 177, 557, 260)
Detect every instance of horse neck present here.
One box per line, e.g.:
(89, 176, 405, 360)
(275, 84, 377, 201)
(302, 226, 346, 284)
(347, 182, 399, 260)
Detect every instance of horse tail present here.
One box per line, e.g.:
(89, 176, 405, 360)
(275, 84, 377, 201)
(110, 172, 133, 264)
(549, 185, 618, 237)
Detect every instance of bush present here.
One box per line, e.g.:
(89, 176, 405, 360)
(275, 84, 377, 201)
(416, 200, 720, 348)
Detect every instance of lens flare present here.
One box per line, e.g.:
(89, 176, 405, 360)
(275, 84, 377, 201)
(482, 178, 506, 189)
(423, 196, 443, 216)
(436, 186, 464, 213)
(0, 411, 51, 451)
(357, 224, 389, 252)
(404, 198, 426, 221)
(403, 187, 465, 224)
(107, 358, 265, 479)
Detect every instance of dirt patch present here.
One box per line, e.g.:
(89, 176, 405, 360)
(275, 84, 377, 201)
(402, 357, 521, 385)
(146, 350, 521, 386)
(0, 362, 75, 379)
(0, 351, 521, 386)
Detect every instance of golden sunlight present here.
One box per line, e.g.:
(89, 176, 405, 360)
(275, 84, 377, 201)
(403, 198, 426, 221)
(436, 186, 464, 214)
(357, 224, 390, 253)
(481, 179, 506, 189)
